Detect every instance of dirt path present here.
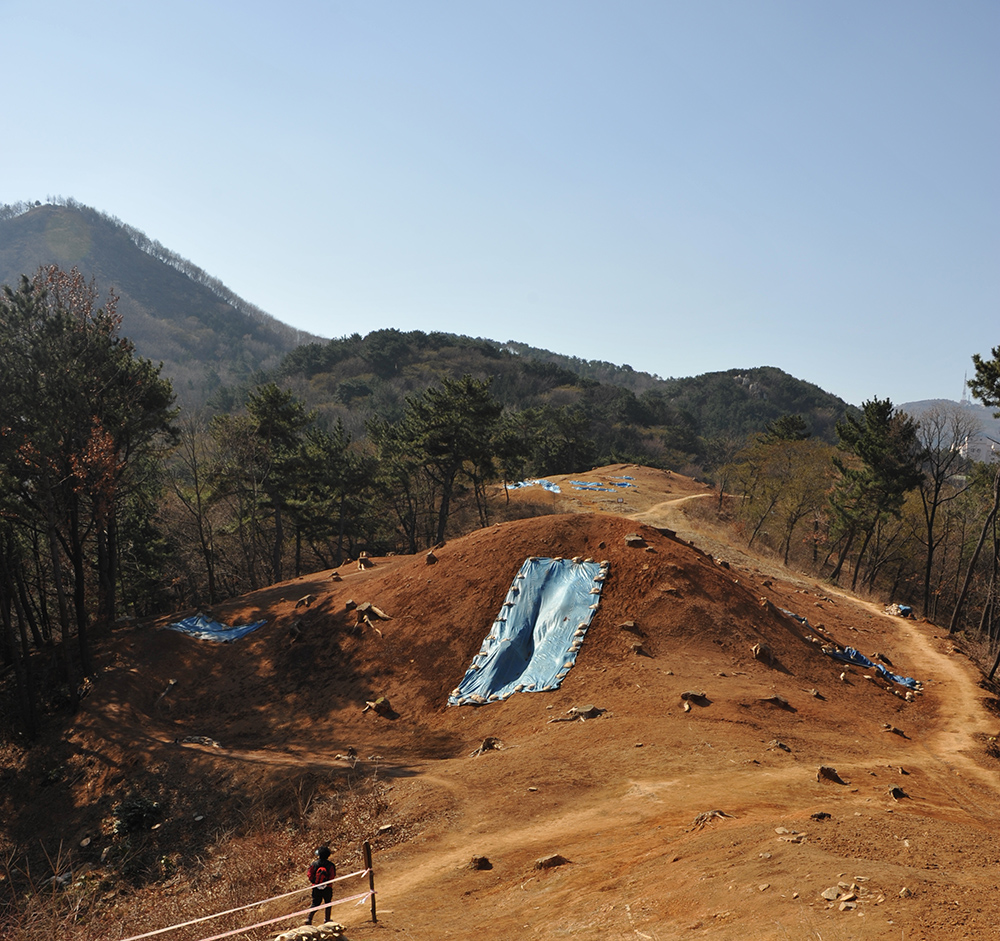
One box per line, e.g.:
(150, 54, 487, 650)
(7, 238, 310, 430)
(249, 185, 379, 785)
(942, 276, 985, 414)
(846, 595, 1000, 797)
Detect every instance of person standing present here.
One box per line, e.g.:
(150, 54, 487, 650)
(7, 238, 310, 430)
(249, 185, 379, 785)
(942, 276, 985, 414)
(306, 845, 335, 924)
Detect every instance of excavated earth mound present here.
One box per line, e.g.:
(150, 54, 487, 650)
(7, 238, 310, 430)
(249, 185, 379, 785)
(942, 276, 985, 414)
(3, 466, 1000, 941)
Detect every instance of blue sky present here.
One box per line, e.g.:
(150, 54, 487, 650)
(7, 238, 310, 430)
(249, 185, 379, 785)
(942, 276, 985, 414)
(2, 0, 996, 406)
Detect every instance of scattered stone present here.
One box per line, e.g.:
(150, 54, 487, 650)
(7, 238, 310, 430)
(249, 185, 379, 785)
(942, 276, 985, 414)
(469, 855, 492, 870)
(535, 854, 569, 869)
(154, 678, 178, 708)
(178, 735, 221, 748)
(377, 824, 393, 835)
(362, 696, 393, 717)
(899, 887, 913, 898)
(624, 533, 647, 547)
(471, 737, 504, 756)
(294, 594, 316, 609)
(758, 883, 770, 891)
(810, 811, 832, 821)
(630, 642, 649, 656)
(751, 642, 774, 665)
(759, 695, 794, 711)
(357, 601, 391, 620)
(888, 786, 908, 801)
(567, 704, 604, 719)
(839, 900, 857, 911)
(425, 550, 437, 565)
(680, 690, 707, 702)
(821, 887, 841, 901)
(328, 571, 342, 581)
(618, 621, 645, 636)
(689, 810, 734, 830)
(344, 599, 357, 611)
(817, 766, 848, 785)
(767, 740, 791, 752)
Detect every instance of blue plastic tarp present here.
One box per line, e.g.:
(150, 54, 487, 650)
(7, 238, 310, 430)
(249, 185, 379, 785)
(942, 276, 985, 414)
(449, 557, 608, 705)
(825, 646, 919, 689)
(164, 614, 266, 643)
(505, 478, 562, 493)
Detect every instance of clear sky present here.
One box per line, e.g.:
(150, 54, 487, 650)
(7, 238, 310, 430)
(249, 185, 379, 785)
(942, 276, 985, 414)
(2, 1, 997, 407)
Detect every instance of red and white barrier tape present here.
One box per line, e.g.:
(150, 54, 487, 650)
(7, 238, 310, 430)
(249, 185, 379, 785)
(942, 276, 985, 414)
(117, 868, 370, 941)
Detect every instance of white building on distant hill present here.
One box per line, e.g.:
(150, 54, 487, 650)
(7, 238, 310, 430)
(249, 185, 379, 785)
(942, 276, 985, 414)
(959, 434, 1000, 464)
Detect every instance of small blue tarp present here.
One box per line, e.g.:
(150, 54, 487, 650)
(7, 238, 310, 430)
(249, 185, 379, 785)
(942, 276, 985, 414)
(506, 478, 562, 493)
(571, 479, 636, 492)
(164, 614, 266, 643)
(824, 646, 919, 689)
(449, 557, 608, 705)
(571, 481, 614, 492)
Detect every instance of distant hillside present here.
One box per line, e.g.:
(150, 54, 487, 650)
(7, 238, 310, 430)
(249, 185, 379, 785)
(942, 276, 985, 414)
(0, 200, 320, 402)
(0, 201, 850, 456)
(276, 329, 850, 466)
(502, 341, 848, 439)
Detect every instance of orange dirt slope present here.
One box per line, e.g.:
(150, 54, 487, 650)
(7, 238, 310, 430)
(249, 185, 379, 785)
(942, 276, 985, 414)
(4, 464, 1000, 941)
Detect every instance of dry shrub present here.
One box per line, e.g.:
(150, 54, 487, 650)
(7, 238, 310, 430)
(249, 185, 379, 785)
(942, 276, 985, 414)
(0, 763, 391, 941)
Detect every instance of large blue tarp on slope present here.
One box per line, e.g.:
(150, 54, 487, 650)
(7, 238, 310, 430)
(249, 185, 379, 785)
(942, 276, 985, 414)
(449, 557, 608, 705)
(164, 614, 267, 643)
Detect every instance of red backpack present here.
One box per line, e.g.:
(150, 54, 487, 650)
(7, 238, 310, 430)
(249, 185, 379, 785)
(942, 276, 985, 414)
(311, 858, 335, 885)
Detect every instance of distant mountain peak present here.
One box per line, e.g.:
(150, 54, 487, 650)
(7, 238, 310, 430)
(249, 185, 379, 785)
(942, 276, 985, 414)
(0, 199, 321, 402)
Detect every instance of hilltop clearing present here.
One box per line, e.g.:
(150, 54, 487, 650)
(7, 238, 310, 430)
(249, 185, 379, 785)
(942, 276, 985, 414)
(3, 466, 999, 940)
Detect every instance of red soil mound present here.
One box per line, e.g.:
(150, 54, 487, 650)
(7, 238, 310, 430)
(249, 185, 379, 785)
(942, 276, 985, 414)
(4, 470, 1000, 940)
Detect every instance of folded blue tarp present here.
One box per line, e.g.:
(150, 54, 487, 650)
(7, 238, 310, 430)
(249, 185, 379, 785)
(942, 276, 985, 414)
(449, 557, 608, 705)
(164, 614, 266, 643)
(825, 646, 919, 689)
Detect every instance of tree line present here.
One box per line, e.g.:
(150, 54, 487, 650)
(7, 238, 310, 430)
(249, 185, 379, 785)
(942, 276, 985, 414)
(722, 389, 1000, 660)
(4, 265, 1000, 741)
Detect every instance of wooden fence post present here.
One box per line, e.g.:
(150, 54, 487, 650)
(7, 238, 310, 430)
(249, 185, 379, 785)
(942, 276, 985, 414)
(363, 840, 377, 923)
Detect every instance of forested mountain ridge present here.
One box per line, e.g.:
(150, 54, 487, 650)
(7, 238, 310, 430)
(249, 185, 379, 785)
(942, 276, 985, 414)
(0, 200, 320, 401)
(1, 201, 849, 449)
(276, 328, 850, 455)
